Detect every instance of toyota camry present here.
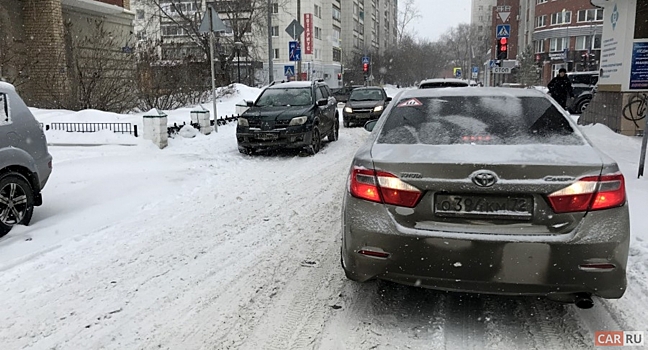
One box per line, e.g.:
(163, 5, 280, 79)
(341, 87, 630, 308)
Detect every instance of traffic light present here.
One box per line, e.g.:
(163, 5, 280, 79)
(497, 38, 508, 60)
(337, 73, 342, 80)
(363, 63, 369, 73)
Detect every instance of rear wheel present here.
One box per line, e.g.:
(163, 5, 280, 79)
(578, 99, 591, 114)
(328, 119, 339, 142)
(0, 173, 35, 238)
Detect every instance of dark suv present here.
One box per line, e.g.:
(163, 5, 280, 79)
(236, 81, 339, 155)
(567, 72, 598, 114)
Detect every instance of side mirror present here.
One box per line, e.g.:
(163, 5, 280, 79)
(385, 97, 392, 102)
(317, 99, 328, 106)
(364, 120, 377, 132)
(246, 100, 254, 107)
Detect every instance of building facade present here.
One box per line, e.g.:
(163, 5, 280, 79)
(0, 0, 135, 108)
(472, 0, 497, 31)
(532, 0, 603, 84)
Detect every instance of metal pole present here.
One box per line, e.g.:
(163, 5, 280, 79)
(267, 0, 274, 83)
(237, 49, 241, 83)
(209, 7, 218, 133)
(297, 0, 302, 81)
(639, 105, 648, 178)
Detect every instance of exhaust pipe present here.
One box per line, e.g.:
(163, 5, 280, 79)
(574, 293, 594, 309)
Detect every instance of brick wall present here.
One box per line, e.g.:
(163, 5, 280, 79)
(22, 0, 71, 107)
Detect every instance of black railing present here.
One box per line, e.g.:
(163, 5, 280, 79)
(47, 122, 138, 137)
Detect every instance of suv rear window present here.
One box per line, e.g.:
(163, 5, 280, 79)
(378, 96, 583, 146)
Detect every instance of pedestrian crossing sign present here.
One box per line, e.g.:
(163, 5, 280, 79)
(496, 24, 511, 39)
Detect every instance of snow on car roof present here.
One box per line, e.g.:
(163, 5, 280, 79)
(0, 81, 16, 92)
(400, 87, 546, 99)
(269, 81, 315, 89)
(419, 78, 467, 84)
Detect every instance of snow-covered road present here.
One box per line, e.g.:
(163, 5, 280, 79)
(1, 118, 647, 349)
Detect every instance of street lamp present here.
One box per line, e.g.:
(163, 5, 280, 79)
(234, 41, 244, 84)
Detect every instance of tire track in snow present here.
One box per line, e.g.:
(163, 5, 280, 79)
(515, 298, 590, 349)
(442, 292, 487, 350)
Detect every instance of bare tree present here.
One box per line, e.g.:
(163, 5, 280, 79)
(396, 0, 421, 44)
(382, 34, 450, 86)
(146, 0, 286, 85)
(441, 23, 491, 80)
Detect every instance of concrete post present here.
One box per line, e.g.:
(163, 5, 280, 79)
(143, 108, 168, 149)
(191, 108, 213, 135)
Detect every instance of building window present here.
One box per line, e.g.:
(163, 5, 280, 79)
(576, 36, 588, 50)
(551, 11, 571, 25)
(534, 39, 545, 53)
(577, 9, 604, 22)
(314, 48, 321, 59)
(550, 37, 568, 52)
(161, 25, 188, 37)
(332, 6, 341, 21)
(271, 26, 279, 37)
(314, 27, 322, 40)
(136, 9, 144, 19)
(593, 34, 602, 49)
(333, 48, 341, 62)
(273, 48, 280, 59)
(536, 0, 548, 4)
(271, 2, 279, 14)
(552, 63, 567, 76)
(535, 15, 547, 28)
(314, 4, 322, 18)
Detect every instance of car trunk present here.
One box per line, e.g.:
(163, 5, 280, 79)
(370, 143, 604, 235)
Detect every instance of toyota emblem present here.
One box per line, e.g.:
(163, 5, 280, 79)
(471, 170, 498, 187)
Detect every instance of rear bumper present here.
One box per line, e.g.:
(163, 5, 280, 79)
(342, 195, 630, 299)
(237, 128, 313, 150)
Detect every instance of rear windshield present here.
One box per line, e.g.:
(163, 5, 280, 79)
(420, 82, 468, 89)
(255, 88, 312, 107)
(377, 96, 583, 145)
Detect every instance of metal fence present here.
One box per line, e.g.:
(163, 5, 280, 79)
(46, 122, 138, 137)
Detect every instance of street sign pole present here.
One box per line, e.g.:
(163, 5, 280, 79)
(296, 0, 302, 81)
(267, 0, 273, 83)
(208, 8, 218, 132)
(639, 106, 648, 178)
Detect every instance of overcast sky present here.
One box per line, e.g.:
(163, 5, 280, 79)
(406, 0, 472, 41)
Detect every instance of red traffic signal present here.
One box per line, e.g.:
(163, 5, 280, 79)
(497, 38, 508, 60)
(363, 63, 369, 72)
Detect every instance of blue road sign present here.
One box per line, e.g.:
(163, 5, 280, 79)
(455, 69, 462, 79)
(472, 66, 479, 73)
(362, 56, 370, 64)
(284, 65, 295, 77)
(496, 24, 511, 39)
(289, 41, 301, 62)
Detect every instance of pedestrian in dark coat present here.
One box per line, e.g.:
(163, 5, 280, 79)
(547, 68, 575, 109)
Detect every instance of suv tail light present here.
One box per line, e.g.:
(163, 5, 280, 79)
(547, 173, 625, 213)
(349, 167, 422, 208)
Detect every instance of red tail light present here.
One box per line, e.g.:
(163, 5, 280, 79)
(547, 173, 625, 213)
(349, 167, 422, 208)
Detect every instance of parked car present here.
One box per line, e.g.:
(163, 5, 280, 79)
(419, 78, 469, 89)
(342, 87, 629, 309)
(567, 71, 598, 114)
(236, 80, 339, 155)
(342, 87, 392, 127)
(331, 85, 364, 103)
(0, 82, 53, 237)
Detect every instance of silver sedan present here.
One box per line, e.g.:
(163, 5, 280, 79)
(341, 87, 630, 309)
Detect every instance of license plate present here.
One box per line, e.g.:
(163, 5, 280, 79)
(434, 194, 533, 220)
(255, 133, 278, 141)
(356, 113, 371, 119)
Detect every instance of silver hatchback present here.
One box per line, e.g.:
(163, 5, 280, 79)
(0, 82, 52, 237)
(341, 87, 629, 308)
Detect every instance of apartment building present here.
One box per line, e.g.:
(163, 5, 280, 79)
(472, 0, 497, 32)
(531, 0, 603, 83)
